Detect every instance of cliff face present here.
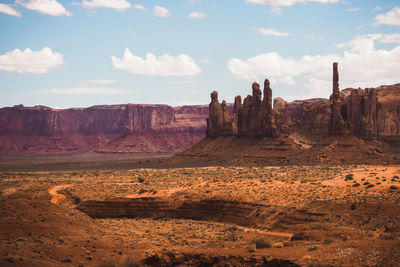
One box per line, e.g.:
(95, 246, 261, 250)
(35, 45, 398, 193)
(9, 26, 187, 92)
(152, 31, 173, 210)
(274, 85, 400, 140)
(0, 104, 209, 154)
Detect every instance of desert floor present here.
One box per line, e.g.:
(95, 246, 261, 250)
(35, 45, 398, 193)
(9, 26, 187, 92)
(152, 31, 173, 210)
(1, 157, 400, 266)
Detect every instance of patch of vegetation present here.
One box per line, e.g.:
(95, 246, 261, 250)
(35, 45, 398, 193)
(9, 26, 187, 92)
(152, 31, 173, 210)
(345, 174, 354, 181)
(389, 185, 398, 190)
(74, 197, 81, 204)
(138, 189, 148, 194)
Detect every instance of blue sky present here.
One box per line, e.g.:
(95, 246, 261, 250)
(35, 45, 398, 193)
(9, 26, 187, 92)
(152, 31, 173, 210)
(0, 0, 399, 108)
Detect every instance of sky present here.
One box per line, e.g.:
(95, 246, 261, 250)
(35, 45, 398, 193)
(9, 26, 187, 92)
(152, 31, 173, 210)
(0, 0, 399, 108)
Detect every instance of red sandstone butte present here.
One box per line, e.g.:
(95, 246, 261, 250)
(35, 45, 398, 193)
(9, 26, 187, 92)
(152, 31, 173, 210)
(0, 104, 209, 154)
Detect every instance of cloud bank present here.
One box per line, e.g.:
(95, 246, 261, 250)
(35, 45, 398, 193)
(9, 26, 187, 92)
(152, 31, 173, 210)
(373, 7, 400, 26)
(81, 0, 131, 11)
(112, 49, 202, 76)
(228, 34, 400, 97)
(0, 3, 21, 17)
(0, 47, 64, 74)
(254, 28, 291, 36)
(16, 0, 71, 16)
(154, 6, 171, 18)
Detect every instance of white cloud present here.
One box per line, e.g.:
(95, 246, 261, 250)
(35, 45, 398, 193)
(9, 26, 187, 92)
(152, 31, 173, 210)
(269, 7, 282, 14)
(81, 0, 131, 11)
(188, 11, 205, 19)
(0, 47, 64, 74)
(87, 79, 119, 84)
(111, 48, 202, 76)
(373, 7, 400, 26)
(245, 0, 339, 7)
(16, 0, 71, 16)
(133, 4, 146, 10)
(154, 6, 170, 18)
(47, 87, 127, 95)
(355, 25, 364, 31)
(228, 34, 400, 96)
(0, 3, 21, 17)
(254, 28, 291, 36)
(379, 33, 400, 43)
(348, 7, 359, 12)
(278, 75, 296, 85)
(201, 58, 210, 63)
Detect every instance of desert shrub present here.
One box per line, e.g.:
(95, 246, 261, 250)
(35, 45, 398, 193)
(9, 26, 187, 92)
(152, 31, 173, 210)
(352, 183, 360, 187)
(74, 197, 81, 204)
(251, 238, 271, 249)
(345, 174, 354, 181)
(350, 203, 356, 210)
(138, 189, 148, 194)
(366, 184, 375, 189)
(137, 177, 145, 183)
(389, 185, 398, 190)
(393, 175, 399, 179)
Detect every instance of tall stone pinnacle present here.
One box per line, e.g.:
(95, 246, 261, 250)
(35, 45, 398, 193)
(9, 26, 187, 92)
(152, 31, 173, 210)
(329, 62, 345, 136)
(333, 62, 339, 95)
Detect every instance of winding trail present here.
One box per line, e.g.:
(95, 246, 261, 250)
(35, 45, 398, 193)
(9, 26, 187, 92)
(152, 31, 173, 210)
(49, 184, 73, 204)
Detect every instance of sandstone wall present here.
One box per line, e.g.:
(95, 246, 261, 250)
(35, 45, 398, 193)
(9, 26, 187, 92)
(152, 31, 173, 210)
(0, 104, 209, 154)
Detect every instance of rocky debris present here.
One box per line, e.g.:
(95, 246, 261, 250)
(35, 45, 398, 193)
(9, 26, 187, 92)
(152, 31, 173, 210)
(172, 134, 399, 166)
(206, 79, 278, 138)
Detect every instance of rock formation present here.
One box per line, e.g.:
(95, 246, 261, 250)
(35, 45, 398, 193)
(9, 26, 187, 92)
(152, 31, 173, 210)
(277, 63, 388, 140)
(206, 79, 278, 138)
(326, 62, 380, 138)
(1, 62, 399, 155)
(0, 104, 210, 154)
(329, 62, 346, 136)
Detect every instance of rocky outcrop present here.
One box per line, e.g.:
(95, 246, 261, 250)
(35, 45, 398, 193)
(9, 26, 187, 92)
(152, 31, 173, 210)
(206, 79, 278, 138)
(77, 198, 278, 227)
(277, 63, 397, 140)
(0, 104, 209, 154)
(1, 63, 399, 155)
(274, 98, 331, 137)
(329, 62, 346, 136)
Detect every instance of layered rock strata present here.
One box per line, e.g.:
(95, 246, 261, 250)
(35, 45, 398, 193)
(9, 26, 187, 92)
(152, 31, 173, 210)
(0, 104, 209, 154)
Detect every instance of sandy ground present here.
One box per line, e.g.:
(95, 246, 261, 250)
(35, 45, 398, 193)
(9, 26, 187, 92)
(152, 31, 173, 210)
(1, 164, 400, 266)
